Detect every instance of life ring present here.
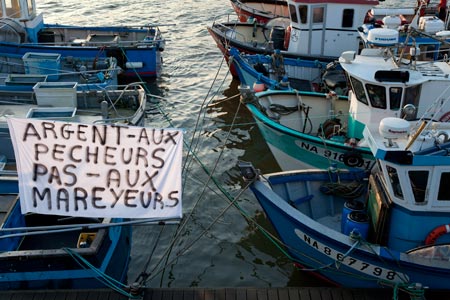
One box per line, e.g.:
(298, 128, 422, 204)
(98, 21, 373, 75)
(439, 111, 450, 122)
(283, 25, 291, 50)
(424, 224, 450, 245)
(343, 151, 364, 168)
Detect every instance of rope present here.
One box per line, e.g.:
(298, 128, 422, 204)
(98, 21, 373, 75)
(133, 223, 166, 286)
(268, 103, 298, 115)
(320, 181, 366, 199)
(64, 247, 140, 298)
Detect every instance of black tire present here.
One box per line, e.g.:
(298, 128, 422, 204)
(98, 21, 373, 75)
(343, 151, 363, 168)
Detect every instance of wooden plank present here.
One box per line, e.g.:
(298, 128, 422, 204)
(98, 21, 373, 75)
(0, 287, 449, 300)
(276, 288, 289, 300)
(256, 288, 268, 300)
(193, 288, 205, 300)
(319, 288, 335, 300)
(183, 288, 195, 300)
(204, 288, 215, 300)
(149, 288, 163, 300)
(172, 288, 185, 300)
(235, 287, 247, 300)
(224, 287, 237, 300)
(309, 288, 321, 300)
(298, 288, 311, 300)
(215, 288, 226, 300)
(245, 288, 257, 300)
(267, 289, 281, 300)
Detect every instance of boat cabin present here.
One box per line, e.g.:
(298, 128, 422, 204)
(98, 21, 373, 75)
(0, 0, 43, 43)
(0, 0, 35, 20)
(285, 0, 378, 56)
(364, 119, 450, 250)
(340, 48, 450, 140)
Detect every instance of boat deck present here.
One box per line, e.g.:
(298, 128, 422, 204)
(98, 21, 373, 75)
(0, 287, 447, 300)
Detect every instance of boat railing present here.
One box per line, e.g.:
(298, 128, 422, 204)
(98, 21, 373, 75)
(211, 13, 247, 26)
(91, 82, 147, 124)
(19, 38, 166, 47)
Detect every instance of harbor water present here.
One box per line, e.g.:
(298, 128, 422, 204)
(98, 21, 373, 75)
(35, 0, 400, 289)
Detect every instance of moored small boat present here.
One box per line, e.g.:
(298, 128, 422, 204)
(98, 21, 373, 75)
(0, 0, 168, 78)
(230, 0, 289, 23)
(0, 52, 119, 97)
(0, 82, 147, 172)
(238, 112, 450, 289)
(240, 26, 450, 171)
(229, 47, 346, 94)
(0, 180, 132, 290)
(209, 0, 449, 78)
(0, 83, 149, 290)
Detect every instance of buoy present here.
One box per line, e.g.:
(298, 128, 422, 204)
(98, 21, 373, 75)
(253, 81, 266, 92)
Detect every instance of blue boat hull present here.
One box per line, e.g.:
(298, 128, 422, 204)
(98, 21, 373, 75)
(0, 168, 132, 290)
(0, 42, 161, 78)
(250, 171, 450, 289)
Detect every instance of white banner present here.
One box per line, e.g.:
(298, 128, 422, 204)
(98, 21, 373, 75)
(7, 118, 183, 219)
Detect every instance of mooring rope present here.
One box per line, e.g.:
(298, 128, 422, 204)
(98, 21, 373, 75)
(64, 247, 140, 298)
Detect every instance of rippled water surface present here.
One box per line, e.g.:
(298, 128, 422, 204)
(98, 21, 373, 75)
(35, 0, 390, 288)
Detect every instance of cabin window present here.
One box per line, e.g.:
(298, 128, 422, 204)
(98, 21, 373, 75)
(387, 166, 403, 199)
(401, 85, 421, 120)
(389, 87, 402, 110)
(438, 45, 450, 61)
(349, 77, 368, 105)
(5, 0, 21, 18)
(408, 170, 429, 204)
(299, 5, 307, 24)
(342, 9, 354, 27)
(312, 7, 324, 23)
(423, 45, 437, 60)
(437, 172, 450, 201)
(366, 84, 386, 109)
(289, 4, 298, 23)
(27, 0, 33, 15)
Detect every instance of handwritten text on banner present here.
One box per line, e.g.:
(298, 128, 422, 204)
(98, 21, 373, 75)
(7, 118, 183, 219)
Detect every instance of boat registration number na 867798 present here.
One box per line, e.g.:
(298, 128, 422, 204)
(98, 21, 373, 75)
(294, 228, 408, 283)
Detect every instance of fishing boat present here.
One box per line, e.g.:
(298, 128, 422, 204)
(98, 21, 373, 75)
(208, 0, 446, 77)
(228, 7, 450, 90)
(230, 0, 289, 24)
(0, 177, 133, 290)
(0, 82, 184, 291)
(0, 0, 167, 78)
(229, 47, 346, 94)
(239, 24, 450, 171)
(0, 82, 147, 177)
(0, 52, 119, 97)
(0, 82, 149, 290)
(239, 87, 375, 171)
(238, 111, 450, 290)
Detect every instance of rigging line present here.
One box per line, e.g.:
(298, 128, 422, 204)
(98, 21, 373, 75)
(143, 177, 254, 285)
(182, 53, 230, 175)
(150, 92, 245, 285)
(206, 93, 240, 107)
(117, 47, 151, 94)
(153, 55, 232, 286)
(133, 222, 166, 285)
(63, 248, 139, 298)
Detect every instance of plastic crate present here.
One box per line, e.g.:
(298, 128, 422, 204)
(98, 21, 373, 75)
(22, 52, 61, 80)
(33, 82, 78, 107)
